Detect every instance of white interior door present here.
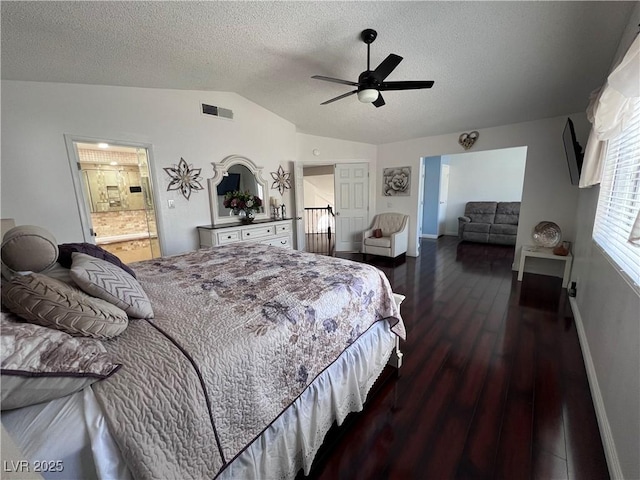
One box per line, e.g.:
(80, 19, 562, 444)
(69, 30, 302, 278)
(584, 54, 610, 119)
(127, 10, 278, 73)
(437, 164, 450, 236)
(292, 161, 305, 251)
(334, 163, 369, 252)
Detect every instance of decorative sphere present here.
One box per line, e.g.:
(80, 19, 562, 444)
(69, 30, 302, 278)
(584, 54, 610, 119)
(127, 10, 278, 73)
(532, 221, 562, 247)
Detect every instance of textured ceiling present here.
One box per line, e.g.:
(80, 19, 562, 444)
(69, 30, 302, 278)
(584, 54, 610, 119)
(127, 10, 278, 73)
(1, 1, 634, 145)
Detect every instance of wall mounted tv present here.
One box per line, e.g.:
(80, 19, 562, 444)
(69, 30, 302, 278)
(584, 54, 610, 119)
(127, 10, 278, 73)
(562, 117, 584, 186)
(216, 173, 241, 196)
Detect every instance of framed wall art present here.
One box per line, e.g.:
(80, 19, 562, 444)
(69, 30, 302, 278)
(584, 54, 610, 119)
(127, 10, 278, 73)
(383, 167, 411, 196)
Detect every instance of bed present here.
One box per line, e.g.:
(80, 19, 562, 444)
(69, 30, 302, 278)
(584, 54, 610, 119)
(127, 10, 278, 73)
(1, 240, 405, 479)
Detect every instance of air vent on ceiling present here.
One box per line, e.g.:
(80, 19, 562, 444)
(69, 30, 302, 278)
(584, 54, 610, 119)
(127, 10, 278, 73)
(201, 103, 233, 120)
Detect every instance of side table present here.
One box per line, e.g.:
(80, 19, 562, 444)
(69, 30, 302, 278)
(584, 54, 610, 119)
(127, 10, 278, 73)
(517, 245, 573, 288)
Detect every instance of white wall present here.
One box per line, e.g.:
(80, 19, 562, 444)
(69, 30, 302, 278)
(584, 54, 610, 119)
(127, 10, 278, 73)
(442, 147, 527, 235)
(570, 5, 640, 479)
(303, 175, 334, 208)
(1, 81, 297, 255)
(378, 115, 582, 271)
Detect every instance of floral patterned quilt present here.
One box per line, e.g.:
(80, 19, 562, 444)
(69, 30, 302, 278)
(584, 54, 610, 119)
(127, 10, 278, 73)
(92, 243, 405, 479)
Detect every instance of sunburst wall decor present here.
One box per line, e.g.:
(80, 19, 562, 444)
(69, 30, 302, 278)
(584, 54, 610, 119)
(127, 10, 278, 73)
(164, 157, 204, 200)
(270, 166, 292, 195)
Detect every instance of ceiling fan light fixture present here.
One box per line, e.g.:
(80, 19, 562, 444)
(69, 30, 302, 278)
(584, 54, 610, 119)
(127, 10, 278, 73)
(357, 89, 379, 103)
(312, 29, 434, 107)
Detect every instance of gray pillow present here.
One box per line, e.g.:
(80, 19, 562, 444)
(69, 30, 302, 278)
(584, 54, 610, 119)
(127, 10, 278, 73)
(1, 225, 58, 273)
(70, 252, 154, 319)
(1, 312, 121, 410)
(1, 273, 129, 339)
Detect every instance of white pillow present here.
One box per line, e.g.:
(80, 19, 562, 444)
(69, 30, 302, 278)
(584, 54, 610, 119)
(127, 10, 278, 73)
(70, 253, 154, 319)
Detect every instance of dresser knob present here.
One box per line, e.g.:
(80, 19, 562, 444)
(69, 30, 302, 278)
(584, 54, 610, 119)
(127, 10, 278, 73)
(227, 236, 232, 239)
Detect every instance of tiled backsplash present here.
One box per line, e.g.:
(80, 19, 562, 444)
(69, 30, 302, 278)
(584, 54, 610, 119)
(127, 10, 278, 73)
(78, 149, 139, 165)
(91, 210, 157, 237)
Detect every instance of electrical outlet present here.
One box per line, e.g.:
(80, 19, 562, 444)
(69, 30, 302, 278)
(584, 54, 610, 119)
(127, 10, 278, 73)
(387, 202, 393, 208)
(167, 199, 175, 209)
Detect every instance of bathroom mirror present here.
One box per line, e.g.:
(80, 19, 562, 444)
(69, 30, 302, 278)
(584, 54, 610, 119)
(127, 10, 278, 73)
(208, 155, 268, 225)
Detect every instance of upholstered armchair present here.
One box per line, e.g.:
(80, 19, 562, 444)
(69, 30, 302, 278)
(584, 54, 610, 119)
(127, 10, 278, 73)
(362, 213, 409, 258)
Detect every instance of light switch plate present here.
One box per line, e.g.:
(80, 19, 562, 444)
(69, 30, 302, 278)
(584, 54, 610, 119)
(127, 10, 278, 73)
(168, 199, 175, 209)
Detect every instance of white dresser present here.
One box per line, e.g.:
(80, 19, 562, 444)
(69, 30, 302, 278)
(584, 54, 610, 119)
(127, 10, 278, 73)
(197, 219, 294, 249)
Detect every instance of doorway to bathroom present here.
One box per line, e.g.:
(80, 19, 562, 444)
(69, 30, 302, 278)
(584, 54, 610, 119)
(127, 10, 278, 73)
(66, 138, 162, 263)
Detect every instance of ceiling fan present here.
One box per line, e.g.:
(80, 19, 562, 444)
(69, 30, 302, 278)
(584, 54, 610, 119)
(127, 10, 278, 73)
(312, 29, 434, 108)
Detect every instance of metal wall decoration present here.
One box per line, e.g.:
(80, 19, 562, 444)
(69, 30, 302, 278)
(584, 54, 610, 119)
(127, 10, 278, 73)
(383, 167, 411, 196)
(164, 157, 204, 200)
(270, 165, 292, 195)
(459, 131, 479, 150)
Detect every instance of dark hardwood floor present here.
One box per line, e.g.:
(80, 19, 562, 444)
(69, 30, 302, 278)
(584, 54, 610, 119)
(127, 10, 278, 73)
(306, 236, 608, 480)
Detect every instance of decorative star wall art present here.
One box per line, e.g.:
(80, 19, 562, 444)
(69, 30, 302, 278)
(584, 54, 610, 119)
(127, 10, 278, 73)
(164, 157, 204, 200)
(270, 165, 292, 195)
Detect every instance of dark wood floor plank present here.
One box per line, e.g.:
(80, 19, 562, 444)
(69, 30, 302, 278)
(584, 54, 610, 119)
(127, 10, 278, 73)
(533, 449, 569, 480)
(456, 357, 511, 479)
(533, 312, 567, 460)
(306, 237, 608, 480)
(494, 310, 535, 480)
(421, 331, 498, 479)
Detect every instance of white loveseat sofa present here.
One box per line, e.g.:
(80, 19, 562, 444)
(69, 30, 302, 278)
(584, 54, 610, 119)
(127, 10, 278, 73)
(362, 213, 409, 259)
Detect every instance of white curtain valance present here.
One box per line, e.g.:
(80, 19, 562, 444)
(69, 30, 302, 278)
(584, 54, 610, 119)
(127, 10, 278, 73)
(580, 35, 640, 188)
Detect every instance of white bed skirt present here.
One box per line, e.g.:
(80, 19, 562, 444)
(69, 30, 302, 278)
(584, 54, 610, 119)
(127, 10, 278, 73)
(221, 320, 395, 479)
(2, 320, 396, 480)
(1, 388, 131, 480)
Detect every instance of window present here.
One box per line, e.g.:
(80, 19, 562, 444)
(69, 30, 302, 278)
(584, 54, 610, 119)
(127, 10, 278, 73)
(593, 96, 640, 290)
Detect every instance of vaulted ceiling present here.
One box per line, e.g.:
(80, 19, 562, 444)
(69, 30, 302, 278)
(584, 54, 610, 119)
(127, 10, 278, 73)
(1, 1, 634, 144)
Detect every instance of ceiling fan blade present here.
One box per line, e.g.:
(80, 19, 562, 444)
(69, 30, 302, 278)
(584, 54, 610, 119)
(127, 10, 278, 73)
(379, 80, 435, 91)
(320, 90, 358, 105)
(373, 93, 386, 108)
(373, 54, 403, 82)
(312, 75, 359, 87)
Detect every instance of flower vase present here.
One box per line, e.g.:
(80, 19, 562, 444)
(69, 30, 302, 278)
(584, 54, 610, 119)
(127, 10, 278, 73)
(240, 210, 255, 224)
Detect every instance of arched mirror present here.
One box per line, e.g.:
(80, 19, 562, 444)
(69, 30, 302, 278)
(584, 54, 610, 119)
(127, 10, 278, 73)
(208, 155, 269, 225)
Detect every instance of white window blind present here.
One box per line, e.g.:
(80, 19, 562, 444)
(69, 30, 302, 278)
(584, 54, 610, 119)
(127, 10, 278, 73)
(593, 96, 640, 290)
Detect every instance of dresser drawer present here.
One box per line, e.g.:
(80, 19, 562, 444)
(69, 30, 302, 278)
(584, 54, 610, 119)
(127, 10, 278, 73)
(198, 219, 293, 249)
(216, 229, 241, 245)
(275, 222, 292, 234)
(262, 236, 291, 248)
(241, 225, 275, 240)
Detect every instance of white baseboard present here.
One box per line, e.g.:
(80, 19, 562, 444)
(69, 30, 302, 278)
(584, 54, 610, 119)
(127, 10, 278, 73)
(420, 234, 438, 239)
(569, 297, 623, 480)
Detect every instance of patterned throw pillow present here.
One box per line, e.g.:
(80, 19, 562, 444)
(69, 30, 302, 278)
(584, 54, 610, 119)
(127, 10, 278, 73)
(1, 273, 129, 339)
(70, 253, 154, 319)
(1, 312, 121, 410)
(58, 243, 136, 278)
